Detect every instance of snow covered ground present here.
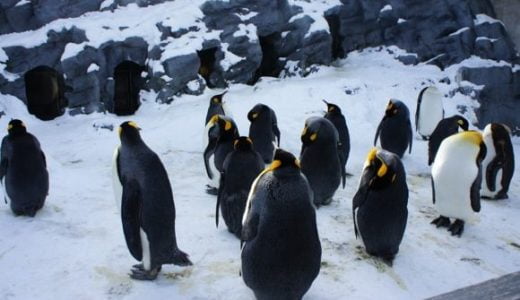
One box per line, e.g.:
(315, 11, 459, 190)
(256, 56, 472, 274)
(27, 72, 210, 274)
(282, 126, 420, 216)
(0, 49, 519, 299)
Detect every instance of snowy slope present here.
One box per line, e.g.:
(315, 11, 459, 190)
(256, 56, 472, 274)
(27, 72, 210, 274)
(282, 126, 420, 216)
(0, 49, 519, 300)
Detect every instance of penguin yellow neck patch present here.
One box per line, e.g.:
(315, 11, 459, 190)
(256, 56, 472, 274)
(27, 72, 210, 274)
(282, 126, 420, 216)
(224, 120, 232, 131)
(301, 126, 308, 136)
(460, 131, 483, 145)
(365, 148, 378, 167)
(210, 115, 219, 125)
(128, 121, 140, 129)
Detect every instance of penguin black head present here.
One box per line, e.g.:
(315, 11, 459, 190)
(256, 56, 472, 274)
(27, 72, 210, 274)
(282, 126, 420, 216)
(208, 114, 238, 139)
(234, 136, 254, 151)
(211, 92, 227, 105)
(301, 117, 337, 145)
(362, 148, 400, 190)
(7, 119, 27, 136)
(384, 99, 408, 118)
(323, 100, 342, 114)
(454, 115, 469, 131)
(118, 121, 142, 144)
(269, 148, 300, 171)
(247, 104, 269, 122)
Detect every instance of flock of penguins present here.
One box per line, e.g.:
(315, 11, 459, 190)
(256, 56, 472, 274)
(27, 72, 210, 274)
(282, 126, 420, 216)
(0, 86, 516, 299)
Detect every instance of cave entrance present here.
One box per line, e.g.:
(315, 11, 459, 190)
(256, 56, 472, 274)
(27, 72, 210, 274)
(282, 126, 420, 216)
(325, 14, 344, 60)
(24, 66, 67, 120)
(251, 32, 283, 84)
(113, 61, 143, 116)
(197, 47, 218, 88)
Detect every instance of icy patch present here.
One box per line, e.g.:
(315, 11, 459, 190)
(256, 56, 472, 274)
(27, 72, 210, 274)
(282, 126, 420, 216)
(449, 27, 470, 36)
(474, 14, 504, 26)
(233, 23, 257, 42)
(87, 63, 100, 73)
(380, 5, 392, 12)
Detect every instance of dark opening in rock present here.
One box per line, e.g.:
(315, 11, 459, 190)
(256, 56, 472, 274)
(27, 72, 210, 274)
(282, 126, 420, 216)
(24, 66, 67, 121)
(197, 47, 218, 88)
(250, 32, 283, 84)
(113, 61, 144, 116)
(325, 14, 344, 60)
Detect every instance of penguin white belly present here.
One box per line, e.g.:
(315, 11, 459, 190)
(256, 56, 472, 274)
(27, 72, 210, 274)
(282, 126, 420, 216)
(432, 147, 478, 222)
(140, 228, 152, 270)
(207, 154, 219, 187)
(354, 208, 366, 248)
(418, 89, 443, 137)
(480, 126, 498, 197)
(1, 177, 12, 204)
(222, 102, 233, 120)
(112, 147, 123, 211)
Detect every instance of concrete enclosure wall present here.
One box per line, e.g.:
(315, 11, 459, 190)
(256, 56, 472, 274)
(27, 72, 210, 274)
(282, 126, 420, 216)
(491, 0, 520, 52)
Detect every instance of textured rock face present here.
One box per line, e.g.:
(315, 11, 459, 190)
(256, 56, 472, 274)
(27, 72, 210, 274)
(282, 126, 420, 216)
(492, 0, 520, 51)
(0, 0, 518, 133)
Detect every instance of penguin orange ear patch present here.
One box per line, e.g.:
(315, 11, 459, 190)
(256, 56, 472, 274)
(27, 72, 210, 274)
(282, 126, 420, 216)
(224, 120, 232, 131)
(310, 133, 318, 141)
(301, 126, 308, 137)
(210, 115, 219, 125)
(252, 112, 259, 119)
(270, 159, 282, 170)
(377, 162, 388, 177)
(212, 97, 219, 104)
(7, 124, 12, 131)
(457, 120, 464, 126)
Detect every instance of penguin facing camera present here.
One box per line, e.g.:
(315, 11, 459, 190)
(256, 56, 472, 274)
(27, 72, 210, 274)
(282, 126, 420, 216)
(374, 99, 413, 158)
(428, 115, 468, 165)
(203, 115, 240, 195)
(248, 103, 280, 164)
(216, 136, 264, 238)
(300, 116, 342, 207)
(481, 123, 515, 200)
(241, 148, 321, 300)
(113, 121, 192, 280)
(0, 119, 48, 217)
(323, 99, 350, 187)
(353, 148, 408, 265)
(415, 86, 444, 140)
(431, 131, 486, 237)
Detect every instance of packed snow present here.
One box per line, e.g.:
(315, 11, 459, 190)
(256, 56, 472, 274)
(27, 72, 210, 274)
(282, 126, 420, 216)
(0, 48, 519, 300)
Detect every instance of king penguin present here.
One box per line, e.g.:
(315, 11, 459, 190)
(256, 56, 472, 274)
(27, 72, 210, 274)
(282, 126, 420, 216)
(431, 131, 487, 237)
(481, 123, 515, 200)
(415, 86, 444, 140)
(203, 115, 239, 194)
(353, 148, 408, 264)
(247, 103, 280, 164)
(300, 116, 342, 207)
(216, 136, 264, 238)
(205, 91, 230, 125)
(0, 119, 48, 217)
(323, 99, 350, 187)
(241, 148, 321, 300)
(112, 121, 192, 280)
(374, 99, 412, 158)
(428, 115, 468, 165)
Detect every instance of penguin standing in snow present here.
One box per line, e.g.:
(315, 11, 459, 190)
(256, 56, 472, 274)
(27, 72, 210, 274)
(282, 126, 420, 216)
(241, 148, 321, 300)
(0, 119, 48, 217)
(323, 100, 349, 187)
(431, 131, 487, 237)
(203, 115, 239, 194)
(216, 137, 264, 238)
(353, 148, 408, 264)
(428, 115, 468, 165)
(374, 99, 412, 158)
(247, 103, 280, 164)
(300, 117, 342, 207)
(205, 92, 230, 125)
(481, 123, 515, 200)
(415, 86, 444, 140)
(113, 121, 192, 280)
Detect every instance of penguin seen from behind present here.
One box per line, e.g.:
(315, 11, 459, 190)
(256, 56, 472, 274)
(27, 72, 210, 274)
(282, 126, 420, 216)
(374, 99, 413, 158)
(248, 103, 280, 164)
(216, 136, 264, 238)
(0, 119, 48, 217)
(353, 148, 408, 264)
(323, 100, 350, 187)
(241, 148, 321, 300)
(113, 121, 192, 280)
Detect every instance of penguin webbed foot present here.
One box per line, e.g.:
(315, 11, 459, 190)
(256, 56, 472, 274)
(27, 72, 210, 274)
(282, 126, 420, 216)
(172, 249, 193, 266)
(494, 190, 508, 200)
(205, 185, 218, 196)
(129, 266, 161, 281)
(431, 216, 450, 228)
(448, 219, 464, 237)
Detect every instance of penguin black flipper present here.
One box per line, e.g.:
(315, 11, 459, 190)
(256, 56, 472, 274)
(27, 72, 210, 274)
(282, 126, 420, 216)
(0, 137, 9, 180)
(485, 156, 501, 192)
(373, 122, 382, 146)
(431, 177, 436, 204)
(216, 171, 225, 227)
(414, 87, 426, 131)
(273, 123, 281, 147)
(339, 142, 346, 188)
(203, 136, 217, 179)
(352, 185, 368, 238)
(121, 180, 143, 261)
(470, 172, 481, 213)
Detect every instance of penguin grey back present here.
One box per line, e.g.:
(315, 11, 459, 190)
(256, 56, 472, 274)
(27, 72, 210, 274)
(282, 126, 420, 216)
(248, 103, 280, 164)
(373, 99, 412, 158)
(0, 119, 48, 217)
(241, 149, 321, 300)
(300, 116, 342, 207)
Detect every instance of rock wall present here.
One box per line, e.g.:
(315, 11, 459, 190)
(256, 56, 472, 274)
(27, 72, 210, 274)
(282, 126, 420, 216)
(0, 0, 519, 134)
(491, 0, 520, 53)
